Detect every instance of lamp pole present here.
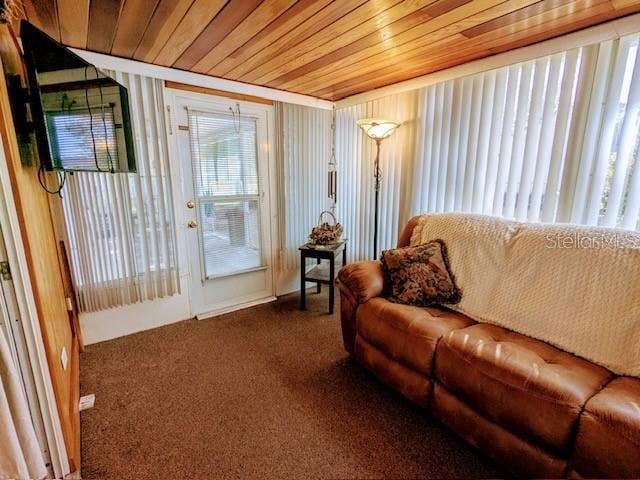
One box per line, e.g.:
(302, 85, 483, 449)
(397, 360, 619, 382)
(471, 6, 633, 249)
(356, 118, 400, 260)
(373, 138, 382, 260)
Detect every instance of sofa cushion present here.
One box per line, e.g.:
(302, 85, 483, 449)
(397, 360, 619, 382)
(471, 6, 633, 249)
(435, 323, 613, 454)
(432, 383, 567, 478)
(356, 297, 474, 376)
(355, 335, 431, 406)
(571, 377, 640, 478)
(380, 241, 461, 307)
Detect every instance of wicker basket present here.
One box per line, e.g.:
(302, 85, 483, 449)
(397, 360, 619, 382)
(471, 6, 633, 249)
(309, 211, 343, 245)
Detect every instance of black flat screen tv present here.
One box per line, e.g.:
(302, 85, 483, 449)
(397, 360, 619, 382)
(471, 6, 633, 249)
(20, 21, 136, 173)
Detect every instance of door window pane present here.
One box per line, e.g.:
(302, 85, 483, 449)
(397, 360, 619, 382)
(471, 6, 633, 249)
(189, 111, 258, 197)
(188, 109, 263, 279)
(199, 200, 261, 278)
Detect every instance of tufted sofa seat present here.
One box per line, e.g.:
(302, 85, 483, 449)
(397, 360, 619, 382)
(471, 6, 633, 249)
(435, 324, 613, 455)
(337, 216, 640, 478)
(355, 298, 474, 406)
(570, 377, 640, 478)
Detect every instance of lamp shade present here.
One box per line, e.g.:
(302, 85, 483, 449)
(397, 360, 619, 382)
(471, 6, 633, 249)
(357, 118, 400, 140)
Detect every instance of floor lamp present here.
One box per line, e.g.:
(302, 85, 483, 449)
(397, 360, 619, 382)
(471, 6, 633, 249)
(357, 118, 400, 260)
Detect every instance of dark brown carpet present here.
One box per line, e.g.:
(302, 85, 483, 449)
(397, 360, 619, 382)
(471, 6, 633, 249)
(80, 290, 503, 479)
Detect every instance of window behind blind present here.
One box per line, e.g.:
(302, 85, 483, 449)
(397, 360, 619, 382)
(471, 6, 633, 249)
(61, 73, 179, 312)
(187, 109, 263, 279)
(45, 108, 119, 171)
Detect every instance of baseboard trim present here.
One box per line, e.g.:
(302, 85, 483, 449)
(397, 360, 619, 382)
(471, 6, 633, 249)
(195, 296, 277, 320)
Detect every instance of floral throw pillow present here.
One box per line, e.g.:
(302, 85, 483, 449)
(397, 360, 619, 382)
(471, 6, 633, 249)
(380, 240, 461, 307)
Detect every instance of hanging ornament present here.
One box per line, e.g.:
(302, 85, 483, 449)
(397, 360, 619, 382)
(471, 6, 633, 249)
(328, 106, 337, 212)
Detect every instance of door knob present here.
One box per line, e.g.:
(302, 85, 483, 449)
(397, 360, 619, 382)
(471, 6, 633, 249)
(187, 220, 198, 228)
(186, 200, 195, 209)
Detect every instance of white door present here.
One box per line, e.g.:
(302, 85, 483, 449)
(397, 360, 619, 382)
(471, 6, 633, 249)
(172, 93, 275, 318)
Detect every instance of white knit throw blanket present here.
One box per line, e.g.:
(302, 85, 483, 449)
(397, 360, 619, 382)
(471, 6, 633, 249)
(410, 213, 640, 377)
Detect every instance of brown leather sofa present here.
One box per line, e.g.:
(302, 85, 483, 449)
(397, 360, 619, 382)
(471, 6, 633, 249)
(337, 217, 640, 478)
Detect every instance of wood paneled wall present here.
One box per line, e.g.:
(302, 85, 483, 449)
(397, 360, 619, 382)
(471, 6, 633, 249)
(0, 24, 80, 474)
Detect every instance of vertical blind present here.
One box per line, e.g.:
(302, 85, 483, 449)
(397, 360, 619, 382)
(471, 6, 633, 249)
(187, 109, 263, 279)
(276, 102, 332, 270)
(336, 93, 417, 261)
(335, 32, 640, 261)
(411, 51, 582, 222)
(63, 72, 179, 312)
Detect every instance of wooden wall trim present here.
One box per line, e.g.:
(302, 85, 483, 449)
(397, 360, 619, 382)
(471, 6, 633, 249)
(0, 24, 78, 477)
(337, 12, 640, 107)
(165, 80, 274, 105)
(0, 99, 70, 479)
(70, 48, 334, 110)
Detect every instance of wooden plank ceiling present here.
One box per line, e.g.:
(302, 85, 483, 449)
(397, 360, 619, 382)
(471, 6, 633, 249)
(20, 0, 640, 101)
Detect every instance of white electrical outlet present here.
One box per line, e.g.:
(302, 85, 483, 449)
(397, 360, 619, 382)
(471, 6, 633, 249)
(79, 394, 95, 412)
(60, 346, 68, 370)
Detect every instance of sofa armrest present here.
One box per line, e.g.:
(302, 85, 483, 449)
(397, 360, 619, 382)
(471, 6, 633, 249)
(337, 261, 385, 304)
(337, 261, 385, 355)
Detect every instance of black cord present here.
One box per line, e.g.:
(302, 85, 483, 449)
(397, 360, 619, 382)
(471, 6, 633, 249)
(94, 65, 115, 173)
(84, 66, 107, 172)
(85, 66, 118, 173)
(38, 164, 67, 196)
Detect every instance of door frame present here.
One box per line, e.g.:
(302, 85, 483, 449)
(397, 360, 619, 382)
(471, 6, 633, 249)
(0, 132, 69, 477)
(0, 227, 52, 475)
(165, 89, 279, 318)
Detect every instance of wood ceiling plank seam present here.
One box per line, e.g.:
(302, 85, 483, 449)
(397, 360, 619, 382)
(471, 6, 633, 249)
(267, 1, 440, 88)
(472, 0, 609, 40)
(128, 0, 164, 58)
(172, 0, 264, 71)
(310, 28, 546, 96)
(380, 3, 618, 89)
(283, 0, 536, 94)
(267, 0, 517, 90)
(245, 0, 431, 84)
(458, 0, 614, 55)
(304, 0, 549, 93)
(612, 0, 640, 7)
(133, 0, 195, 62)
(57, 0, 89, 48)
(483, 1, 640, 51)
(462, 0, 574, 38)
(318, 0, 609, 98)
(152, 0, 227, 66)
(223, 0, 370, 80)
(111, 0, 162, 58)
(321, 0, 621, 99)
(309, 35, 467, 97)
(188, 0, 299, 73)
(236, 0, 407, 84)
(273, 0, 479, 90)
(422, 0, 473, 17)
(208, 0, 333, 76)
(24, 0, 61, 41)
(87, 0, 125, 53)
(277, 7, 462, 90)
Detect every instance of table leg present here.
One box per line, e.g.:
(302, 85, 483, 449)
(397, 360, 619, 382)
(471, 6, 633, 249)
(329, 258, 335, 315)
(300, 253, 306, 310)
(342, 246, 347, 266)
(316, 258, 321, 293)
